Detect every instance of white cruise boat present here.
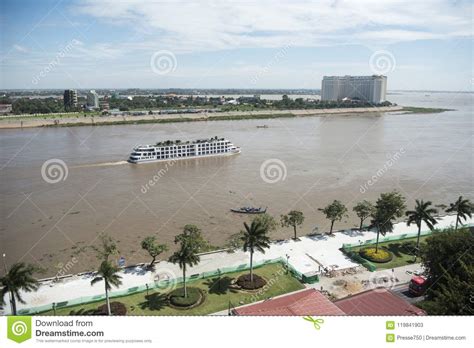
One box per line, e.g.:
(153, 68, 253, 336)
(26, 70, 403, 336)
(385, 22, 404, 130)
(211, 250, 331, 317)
(128, 137, 241, 164)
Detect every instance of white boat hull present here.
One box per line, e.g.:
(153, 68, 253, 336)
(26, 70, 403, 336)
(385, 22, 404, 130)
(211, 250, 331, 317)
(128, 149, 241, 164)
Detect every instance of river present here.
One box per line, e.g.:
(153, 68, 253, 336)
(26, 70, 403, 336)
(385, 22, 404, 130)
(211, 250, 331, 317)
(0, 91, 472, 276)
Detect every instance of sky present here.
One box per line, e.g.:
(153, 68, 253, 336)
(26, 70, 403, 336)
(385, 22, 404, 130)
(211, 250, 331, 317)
(0, 0, 472, 91)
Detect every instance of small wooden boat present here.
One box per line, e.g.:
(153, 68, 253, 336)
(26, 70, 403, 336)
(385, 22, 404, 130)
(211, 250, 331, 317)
(256, 125, 268, 128)
(230, 206, 267, 214)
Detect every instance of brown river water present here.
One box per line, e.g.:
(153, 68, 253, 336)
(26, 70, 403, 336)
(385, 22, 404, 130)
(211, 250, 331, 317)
(1, 92, 472, 276)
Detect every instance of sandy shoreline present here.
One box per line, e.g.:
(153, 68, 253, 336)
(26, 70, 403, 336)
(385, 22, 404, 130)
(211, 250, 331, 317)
(0, 106, 403, 129)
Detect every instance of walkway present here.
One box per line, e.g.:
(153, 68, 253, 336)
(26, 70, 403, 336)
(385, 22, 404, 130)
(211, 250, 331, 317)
(4, 214, 470, 314)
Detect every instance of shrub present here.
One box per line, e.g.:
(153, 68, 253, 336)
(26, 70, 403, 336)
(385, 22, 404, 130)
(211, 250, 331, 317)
(97, 301, 127, 315)
(168, 287, 202, 308)
(359, 247, 393, 263)
(236, 274, 267, 290)
(400, 241, 417, 254)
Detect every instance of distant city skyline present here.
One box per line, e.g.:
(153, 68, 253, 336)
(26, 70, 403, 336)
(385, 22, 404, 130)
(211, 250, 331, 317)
(0, 0, 472, 91)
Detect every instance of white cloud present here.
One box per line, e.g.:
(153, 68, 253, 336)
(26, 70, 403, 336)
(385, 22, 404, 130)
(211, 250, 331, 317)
(13, 44, 28, 53)
(74, 0, 473, 52)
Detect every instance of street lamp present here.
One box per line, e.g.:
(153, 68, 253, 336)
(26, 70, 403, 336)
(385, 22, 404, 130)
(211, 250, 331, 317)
(2, 253, 7, 274)
(2, 253, 13, 315)
(217, 269, 222, 291)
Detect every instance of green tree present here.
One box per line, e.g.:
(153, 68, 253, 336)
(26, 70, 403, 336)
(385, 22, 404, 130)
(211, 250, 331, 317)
(252, 213, 277, 234)
(90, 261, 122, 316)
(371, 191, 406, 252)
(141, 236, 168, 267)
(94, 234, 119, 262)
(320, 200, 348, 235)
(175, 224, 213, 253)
(241, 221, 270, 284)
(446, 196, 472, 232)
(353, 200, 375, 231)
(0, 262, 39, 315)
(168, 233, 200, 298)
(280, 210, 305, 240)
(406, 200, 438, 261)
(419, 228, 473, 315)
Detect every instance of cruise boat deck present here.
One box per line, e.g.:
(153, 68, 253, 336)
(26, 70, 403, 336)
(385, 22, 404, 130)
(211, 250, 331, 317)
(128, 137, 240, 163)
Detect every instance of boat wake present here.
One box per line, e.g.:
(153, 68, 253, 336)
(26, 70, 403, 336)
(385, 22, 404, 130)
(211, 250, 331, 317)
(72, 160, 129, 168)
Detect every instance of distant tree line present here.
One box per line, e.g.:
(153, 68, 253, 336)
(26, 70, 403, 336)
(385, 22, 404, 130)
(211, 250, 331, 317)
(2, 97, 66, 114)
(2, 94, 393, 115)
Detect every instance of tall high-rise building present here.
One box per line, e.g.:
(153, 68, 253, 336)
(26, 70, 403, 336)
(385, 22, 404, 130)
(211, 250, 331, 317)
(100, 95, 110, 112)
(63, 89, 78, 110)
(321, 75, 387, 104)
(86, 90, 100, 109)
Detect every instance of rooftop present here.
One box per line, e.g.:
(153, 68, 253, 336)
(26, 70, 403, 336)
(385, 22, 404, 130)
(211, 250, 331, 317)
(233, 289, 345, 316)
(323, 75, 386, 80)
(153, 137, 227, 147)
(334, 288, 426, 316)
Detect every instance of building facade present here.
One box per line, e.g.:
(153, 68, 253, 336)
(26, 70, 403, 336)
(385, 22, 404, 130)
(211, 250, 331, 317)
(63, 89, 78, 110)
(86, 90, 100, 109)
(321, 75, 387, 104)
(0, 104, 13, 115)
(100, 95, 110, 112)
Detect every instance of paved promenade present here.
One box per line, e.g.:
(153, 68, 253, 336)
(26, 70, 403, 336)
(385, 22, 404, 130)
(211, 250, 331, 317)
(3, 214, 470, 314)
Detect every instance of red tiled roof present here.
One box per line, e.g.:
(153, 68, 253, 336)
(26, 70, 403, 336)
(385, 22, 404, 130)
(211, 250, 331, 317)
(335, 288, 426, 316)
(234, 289, 346, 316)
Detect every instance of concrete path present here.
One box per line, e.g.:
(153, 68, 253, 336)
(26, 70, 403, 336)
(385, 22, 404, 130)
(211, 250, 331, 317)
(311, 263, 423, 300)
(3, 214, 470, 314)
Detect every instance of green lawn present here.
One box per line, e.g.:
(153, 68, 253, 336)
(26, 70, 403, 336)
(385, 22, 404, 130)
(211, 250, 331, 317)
(401, 106, 453, 114)
(40, 263, 304, 316)
(351, 235, 431, 270)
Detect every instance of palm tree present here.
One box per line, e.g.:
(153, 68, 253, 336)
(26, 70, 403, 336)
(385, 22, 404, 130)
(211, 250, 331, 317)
(446, 196, 473, 232)
(168, 238, 200, 298)
(406, 200, 438, 261)
(240, 221, 270, 284)
(91, 261, 122, 315)
(0, 262, 39, 315)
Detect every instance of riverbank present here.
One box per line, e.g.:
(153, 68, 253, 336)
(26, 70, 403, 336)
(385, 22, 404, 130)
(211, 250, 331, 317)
(5, 214, 471, 315)
(0, 106, 413, 129)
